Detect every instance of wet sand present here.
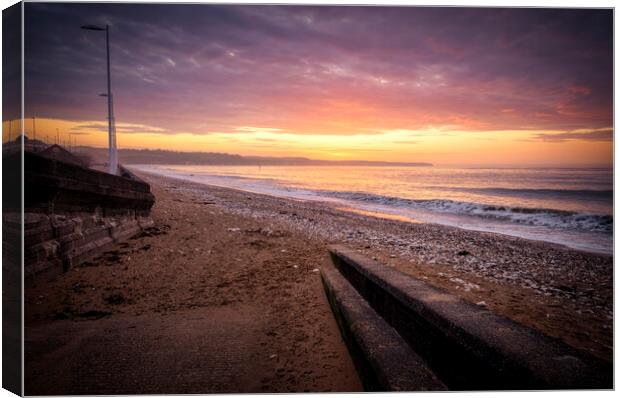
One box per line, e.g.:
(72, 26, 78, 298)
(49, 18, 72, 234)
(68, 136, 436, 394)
(25, 170, 612, 393)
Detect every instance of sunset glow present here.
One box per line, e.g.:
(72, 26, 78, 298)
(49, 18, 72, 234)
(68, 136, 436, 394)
(9, 4, 613, 166)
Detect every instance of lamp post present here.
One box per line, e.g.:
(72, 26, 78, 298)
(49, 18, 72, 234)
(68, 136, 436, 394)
(81, 24, 117, 175)
(70, 132, 79, 151)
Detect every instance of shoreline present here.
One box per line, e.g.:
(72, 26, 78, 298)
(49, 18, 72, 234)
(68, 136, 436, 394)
(330, 203, 610, 256)
(139, 171, 613, 361)
(129, 164, 613, 256)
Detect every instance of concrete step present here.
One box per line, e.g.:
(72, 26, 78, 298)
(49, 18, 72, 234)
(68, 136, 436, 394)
(326, 245, 612, 390)
(320, 265, 446, 391)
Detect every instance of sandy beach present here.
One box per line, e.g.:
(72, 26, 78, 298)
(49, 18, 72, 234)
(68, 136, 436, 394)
(25, 173, 362, 393)
(25, 170, 612, 393)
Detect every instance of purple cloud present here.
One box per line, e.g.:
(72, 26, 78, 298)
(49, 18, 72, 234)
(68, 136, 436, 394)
(23, 4, 612, 136)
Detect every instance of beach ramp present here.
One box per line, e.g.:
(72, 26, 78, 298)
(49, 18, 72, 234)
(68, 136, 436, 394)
(322, 245, 612, 391)
(24, 306, 272, 395)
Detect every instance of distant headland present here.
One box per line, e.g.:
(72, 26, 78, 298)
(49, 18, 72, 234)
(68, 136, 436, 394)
(77, 146, 433, 167)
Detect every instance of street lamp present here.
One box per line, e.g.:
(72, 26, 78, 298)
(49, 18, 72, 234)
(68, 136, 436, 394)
(69, 132, 81, 151)
(81, 24, 118, 175)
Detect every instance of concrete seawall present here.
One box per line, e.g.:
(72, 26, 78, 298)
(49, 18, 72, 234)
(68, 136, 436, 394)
(324, 245, 612, 391)
(4, 151, 155, 282)
(321, 265, 446, 391)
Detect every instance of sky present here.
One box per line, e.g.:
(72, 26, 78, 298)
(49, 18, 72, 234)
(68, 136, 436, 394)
(4, 3, 614, 165)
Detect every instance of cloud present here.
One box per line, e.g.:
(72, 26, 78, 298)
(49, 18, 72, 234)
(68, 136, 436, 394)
(70, 122, 168, 134)
(22, 4, 612, 137)
(531, 129, 613, 142)
(164, 56, 176, 67)
(568, 85, 592, 95)
(235, 126, 284, 134)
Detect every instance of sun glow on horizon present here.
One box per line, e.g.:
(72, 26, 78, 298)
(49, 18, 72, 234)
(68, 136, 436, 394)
(3, 117, 612, 167)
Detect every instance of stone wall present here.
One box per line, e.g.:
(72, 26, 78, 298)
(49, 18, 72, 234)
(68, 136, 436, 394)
(4, 150, 155, 283)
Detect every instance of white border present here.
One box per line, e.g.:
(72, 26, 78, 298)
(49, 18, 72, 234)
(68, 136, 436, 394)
(0, 1, 616, 398)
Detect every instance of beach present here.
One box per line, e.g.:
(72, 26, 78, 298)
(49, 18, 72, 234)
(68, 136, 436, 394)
(25, 170, 612, 393)
(24, 172, 361, 394)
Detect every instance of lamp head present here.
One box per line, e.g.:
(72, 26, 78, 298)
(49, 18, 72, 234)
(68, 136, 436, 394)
(80, 25, 106, 31)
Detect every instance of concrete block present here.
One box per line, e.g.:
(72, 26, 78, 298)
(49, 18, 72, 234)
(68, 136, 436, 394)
(328, 245, 612, 390)
(321, 265, 446, 392)
(20, 152, 155, 282)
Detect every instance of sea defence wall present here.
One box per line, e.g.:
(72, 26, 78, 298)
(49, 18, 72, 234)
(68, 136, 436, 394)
(3, 150, 155, 282)
(322, 245, 612, 391)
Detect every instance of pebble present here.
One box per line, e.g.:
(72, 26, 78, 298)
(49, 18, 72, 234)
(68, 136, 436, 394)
(160, 176, 613, 328)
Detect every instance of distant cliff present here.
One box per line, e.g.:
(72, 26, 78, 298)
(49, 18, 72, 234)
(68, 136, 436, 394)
(77, 147, 433, 167)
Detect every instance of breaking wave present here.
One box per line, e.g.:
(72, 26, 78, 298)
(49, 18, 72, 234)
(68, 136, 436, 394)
(444, 187, 612, 200)
(322, 191, 613, 233)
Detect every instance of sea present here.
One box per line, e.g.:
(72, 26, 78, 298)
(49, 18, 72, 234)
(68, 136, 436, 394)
(132, 164, 614, 255)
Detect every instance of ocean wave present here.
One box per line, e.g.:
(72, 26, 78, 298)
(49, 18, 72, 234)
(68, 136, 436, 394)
(445, 187, 613, 199)
(323, 190, 613, 233)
